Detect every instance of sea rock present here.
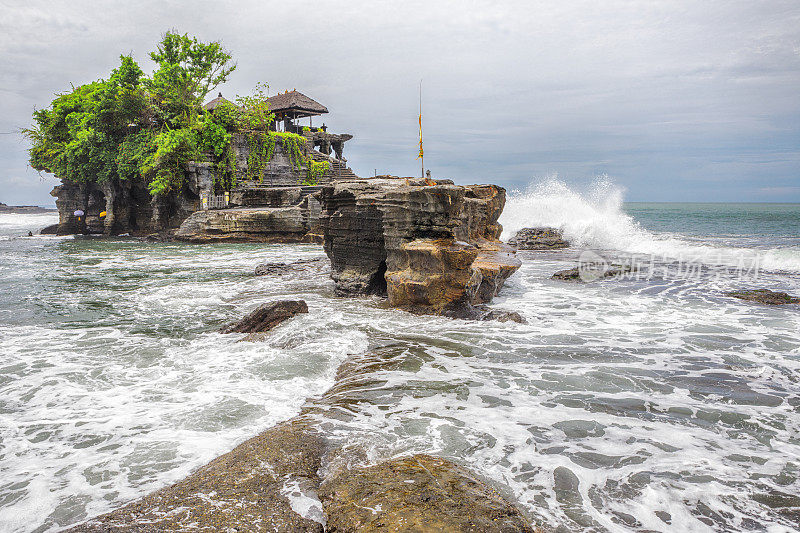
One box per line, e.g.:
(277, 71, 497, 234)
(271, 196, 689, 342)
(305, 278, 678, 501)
(221, 300, 308, 336)
(319, 454, 534, 533)
(441, 303, 527, 324)
(174, 186, 324, 243)
(40, 223, 59, 235)
(66, 418, 326, 532)
(468, 241, 523, 305)
(725, 289, 800, 305)
(254, 259, 324, 276)
(509, 227, 569, 250)
(481, 308, 527, 324)
(318, 177, 520, 314)
(552, 263, 635, 282)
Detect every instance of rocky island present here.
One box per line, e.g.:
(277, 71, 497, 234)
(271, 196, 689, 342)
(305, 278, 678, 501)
(0, 202, 56, 214)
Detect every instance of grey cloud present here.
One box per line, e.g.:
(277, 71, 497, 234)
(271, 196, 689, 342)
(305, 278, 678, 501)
(1, 0, 798, 205)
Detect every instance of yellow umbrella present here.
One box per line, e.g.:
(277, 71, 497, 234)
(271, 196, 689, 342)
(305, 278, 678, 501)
(99, 211, 107, 217)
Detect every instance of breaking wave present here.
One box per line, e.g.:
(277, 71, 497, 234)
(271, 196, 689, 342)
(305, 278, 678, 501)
(500, 177, 800, 273)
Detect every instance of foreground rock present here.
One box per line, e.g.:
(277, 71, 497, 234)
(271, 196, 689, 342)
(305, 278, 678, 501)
(68, 422, 534, 533)
(318, 177, 521, 315)
(66, 347, 541, 532)
(320, 454, 534, 533)
(221, 300, 308, 337)
(509, 227, 569, 250)
(726, 289, 800, 305)
(67, 418, 325, 532)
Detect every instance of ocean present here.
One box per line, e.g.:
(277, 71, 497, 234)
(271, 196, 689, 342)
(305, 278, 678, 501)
(1, 179, 798, 532)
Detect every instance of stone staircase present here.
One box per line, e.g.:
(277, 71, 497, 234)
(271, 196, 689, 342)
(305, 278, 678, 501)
(307, 148, 358, 181)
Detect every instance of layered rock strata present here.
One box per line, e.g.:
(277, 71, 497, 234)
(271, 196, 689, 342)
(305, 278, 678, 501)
(174, 187, 323, 243)
(318, 178, 521, 314)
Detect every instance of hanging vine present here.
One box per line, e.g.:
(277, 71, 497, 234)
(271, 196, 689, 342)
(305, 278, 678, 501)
(305, 160, 329, 185)
(241, 131, 316, 183)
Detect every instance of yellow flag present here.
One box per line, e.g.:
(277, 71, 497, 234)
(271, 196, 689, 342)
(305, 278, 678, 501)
(417, 113, 423, 159)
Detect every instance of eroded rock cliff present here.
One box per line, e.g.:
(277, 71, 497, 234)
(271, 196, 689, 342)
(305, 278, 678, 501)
(318, 177, 521, 315)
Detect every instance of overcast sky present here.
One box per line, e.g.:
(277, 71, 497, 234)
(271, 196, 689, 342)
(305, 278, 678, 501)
(1, 0, 798, 205)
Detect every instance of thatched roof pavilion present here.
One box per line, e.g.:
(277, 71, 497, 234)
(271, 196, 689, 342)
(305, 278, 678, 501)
(202, 93, 234, 112)
(266, 90, 329, 121)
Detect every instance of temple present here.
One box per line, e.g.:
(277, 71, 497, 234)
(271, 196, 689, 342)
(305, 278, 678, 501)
(49, 90, 357, 236)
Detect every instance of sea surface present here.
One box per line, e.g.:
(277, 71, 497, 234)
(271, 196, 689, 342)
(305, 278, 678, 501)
(1, 180, 799, 532)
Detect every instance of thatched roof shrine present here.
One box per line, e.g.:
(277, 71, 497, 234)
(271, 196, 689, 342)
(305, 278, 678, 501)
(266, 90, 329, 119)
(202, 93, 233, 112)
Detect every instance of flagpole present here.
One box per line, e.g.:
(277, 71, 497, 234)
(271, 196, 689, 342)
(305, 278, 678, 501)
(420, 79, 423, 179)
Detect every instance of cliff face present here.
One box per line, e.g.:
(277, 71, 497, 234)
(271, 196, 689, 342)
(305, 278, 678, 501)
(48, 134, 355, 236)
(318, 178, 521, 315)
(49, 176, 200, 236)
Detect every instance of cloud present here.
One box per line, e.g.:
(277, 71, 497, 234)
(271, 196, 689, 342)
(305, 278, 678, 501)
(1, 0, 799, 204)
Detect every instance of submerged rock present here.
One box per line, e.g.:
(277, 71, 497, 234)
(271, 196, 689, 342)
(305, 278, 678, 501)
(319, 454, 534, 533)
(318, 177, 520, 314)
(509, 227, 569, 250)
(725, 289, 800, 305)
(221, 300, 308, 336)
(441, 303, 528, 324)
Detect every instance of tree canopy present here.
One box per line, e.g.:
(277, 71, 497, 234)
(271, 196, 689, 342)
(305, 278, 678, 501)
(24, 31, 257, 196)
(24, 31, 328, 195)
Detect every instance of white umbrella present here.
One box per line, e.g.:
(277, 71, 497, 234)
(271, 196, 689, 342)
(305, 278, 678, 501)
(73, 210, 84, 217)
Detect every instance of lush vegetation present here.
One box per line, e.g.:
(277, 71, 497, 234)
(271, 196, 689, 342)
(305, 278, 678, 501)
(24, 32, 326, 196)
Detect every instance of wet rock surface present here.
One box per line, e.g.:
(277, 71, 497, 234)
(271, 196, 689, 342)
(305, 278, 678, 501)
(66, 418, 326, 532)
(221, 300, 309, 336)
(480, 308, 528, 324)
(509, 227, 569, 250)
(320, 454, 534, 533)
(725, 289, 800, 305)
(318, 177, 520, 314)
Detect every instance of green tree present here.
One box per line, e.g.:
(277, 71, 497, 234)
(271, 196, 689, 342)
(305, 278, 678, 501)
(148, 31, 236, 127)
(235, 82, 274, 131)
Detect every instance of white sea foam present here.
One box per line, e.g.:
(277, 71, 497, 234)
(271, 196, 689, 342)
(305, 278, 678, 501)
(2, 211, 799, 532)
(499, 178, 800, 272)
